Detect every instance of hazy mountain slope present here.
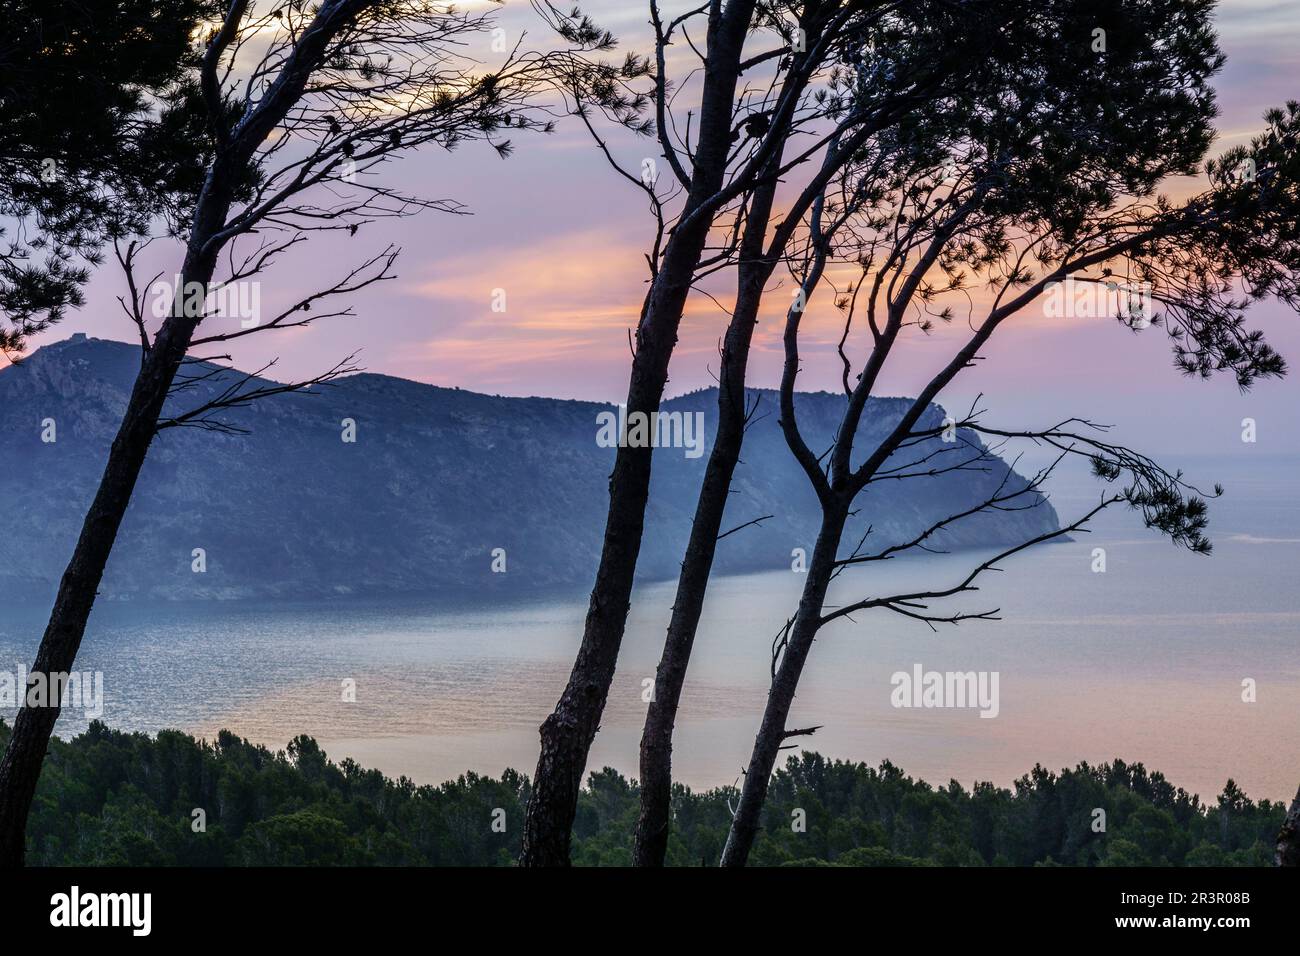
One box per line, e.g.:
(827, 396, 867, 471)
(0, 335, 1060, 601)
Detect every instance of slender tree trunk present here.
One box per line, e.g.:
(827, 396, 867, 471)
(632, 180, 779, 867)
(629, 368, 749, 868)
(0, 136, 253, 865)
(518, 245, 707, 867)
(519, 0, 756, 867)
(0, 0, 380, 863)
(0, 263, 212, 867)
(633, 162, 842, 865)
(719, 498, 848, 867)
(1278, 785, 1300, 866)
(634, 164, 844, 865)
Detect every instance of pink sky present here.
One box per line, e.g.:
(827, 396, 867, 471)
(25, 0, 1300, 457)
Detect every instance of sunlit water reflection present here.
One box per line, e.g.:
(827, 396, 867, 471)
(2, 456, 1296, 801)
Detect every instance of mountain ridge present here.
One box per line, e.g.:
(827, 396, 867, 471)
(0, 335, 1061, 601)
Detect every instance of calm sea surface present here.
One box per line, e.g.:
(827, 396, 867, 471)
(2, 454, 1297, 802)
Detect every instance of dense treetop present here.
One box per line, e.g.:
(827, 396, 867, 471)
(4, 720, 1280, 866)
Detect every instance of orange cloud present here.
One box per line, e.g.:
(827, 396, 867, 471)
(409, 227, 647, 334)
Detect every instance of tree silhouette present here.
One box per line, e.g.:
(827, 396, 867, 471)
(1279, 786, 1300, 866)
(719, 76, 1300, 863)
(630, 0, 1231, 866)
(0, 0, 216, 355)
(0, 0, 562, 867)
(523, 0, 1021, 869)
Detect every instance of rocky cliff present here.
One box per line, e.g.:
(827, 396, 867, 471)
(0, 335, 1060, 601)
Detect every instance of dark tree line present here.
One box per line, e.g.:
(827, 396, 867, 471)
(5, 721, 1285, 867)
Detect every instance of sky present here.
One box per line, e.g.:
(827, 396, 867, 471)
(22, 0, 1300, 459)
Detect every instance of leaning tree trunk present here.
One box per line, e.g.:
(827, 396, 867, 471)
(0, 127, 258, 869)
(631, 272, 761, 867)
(719, 499, 848, 867)
(0, 0, 375, 864)
(519, 0, 755, 867)
(632, 180, 779, 867)
(1278, 785, 1300, 866)
(0, 262, 213, 866)
(519, 215, 726, 866)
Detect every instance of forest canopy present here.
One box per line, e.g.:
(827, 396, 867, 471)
(3, 720, 1281, 867)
